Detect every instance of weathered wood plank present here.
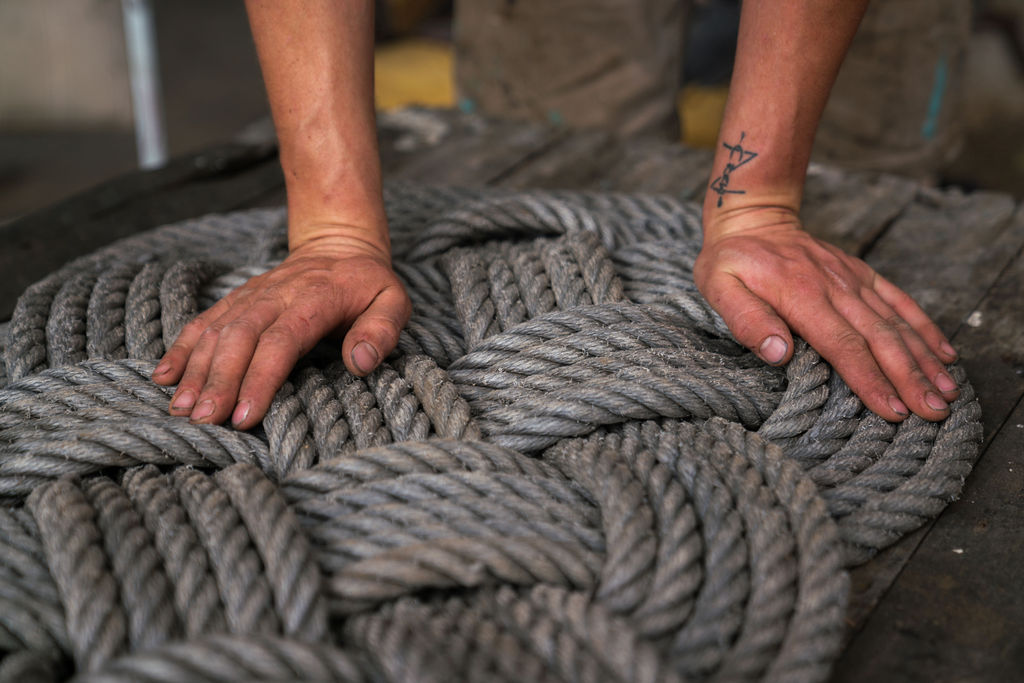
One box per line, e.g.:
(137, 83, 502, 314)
(3, 141, 275, 234)
(832, 395, 1024, 683)
(842, 523, 933, 642)
(836, 204, 1024, 674)
(0, 145, 283, 319)
(864, 188, 1019, 336)
(800, 164, 919, 255)
(378, 107, 477, 176)
(951, 206, 1024, 438)
(495, 128, 621, 190)
(383, 109, 565, 187)
(835, 200, 1023, 637)
(592, 138, 714, 199)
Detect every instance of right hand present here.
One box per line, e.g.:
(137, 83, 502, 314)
(151, 229, 412, 430)
(695, 206, 959, 422)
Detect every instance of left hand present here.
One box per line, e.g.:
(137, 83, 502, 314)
(151, 232, 411, 430)
(694, 206, 959, 422)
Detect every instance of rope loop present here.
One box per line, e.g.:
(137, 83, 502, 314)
(0, 184, 982, 681)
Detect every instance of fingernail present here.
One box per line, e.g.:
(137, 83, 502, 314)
(232, 401, 251, 427)
(351, 342, 379, 374)
(925, 391, 948, 412)
(153, 362, 171, 377)
(940, 341, 957, 359)
(190, 399, 215, 421)
(759, 336, 788, 365)
(888, 396, 910, 417)
(934, 371, 957, 393)
(171, 390, 196, 411)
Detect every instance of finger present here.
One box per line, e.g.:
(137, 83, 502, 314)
(152, 305, 225, 385)
(829, 291, 949, 421)
(873, 274, 958, 363)
(795, 304, 910, 422)
(167, 321, 225, 417)
(152, 291, 242, 385)
(188, 309, 281, 425)
(341, 285, 412, 377)
(860, 287, 960, 402)
(167, 293, 268, 415)
(229, 319, 317, 431)
(702, 273, 794, 366)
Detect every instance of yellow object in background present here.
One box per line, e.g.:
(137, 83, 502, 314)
(374, 38, 455, 111)
(679, 85, 729, 148)
(374, 38, 728, 149)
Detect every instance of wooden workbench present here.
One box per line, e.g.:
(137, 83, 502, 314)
(2, 107, 1021, 681)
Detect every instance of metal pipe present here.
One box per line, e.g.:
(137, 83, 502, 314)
(121, 0, 168, 169)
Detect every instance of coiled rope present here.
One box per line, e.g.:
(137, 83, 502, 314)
(0, 184, 981, 681)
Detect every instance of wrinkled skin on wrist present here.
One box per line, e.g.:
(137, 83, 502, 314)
(151, 227, 411, 430)
(695, 206, 959, 423)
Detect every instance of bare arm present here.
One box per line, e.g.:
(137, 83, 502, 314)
(248, 0, 385, 244)
(152, 0, 410, 429)
(695, 0, 959, 421)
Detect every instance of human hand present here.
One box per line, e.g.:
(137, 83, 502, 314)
(694, 206, 959, 422)
(151, 230, 411, 430)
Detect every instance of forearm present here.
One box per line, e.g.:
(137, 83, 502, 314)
(245, 0, 387, 254)
(702, 0, 868, 233)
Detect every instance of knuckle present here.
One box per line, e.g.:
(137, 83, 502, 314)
(261, 324, 298, 349)
(883, 312, 913, 333)
(869, 318, 905, 344)
(163, 339, 190, 359)
(283, 304, 326, 341)
(729, 317, 762, 345)
(198, 324, 224, 343)
(833, 329, 871, 357)
(176, 317, 210, 344)
(220, 318, 261, 344)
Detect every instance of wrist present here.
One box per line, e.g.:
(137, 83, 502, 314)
(288, 220, 392, 262)
(702, 129, 805, 230)
(702, 199, 802, 246)
(283, 163, 386, 247)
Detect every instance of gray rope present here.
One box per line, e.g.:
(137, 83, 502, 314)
(2, 421, 845, 680)
(0, 183, 983, 681)
(46, 270, 99, 369)
(0, 360, 268, 500)
(120, 466, 228, 639)
(10, 463, 334, 674)
(6, 274, 67, 382)
(447, 309, 783, 450)
(86, 262, 141, 362)
(158, 260, 229, 350)
(73, 634, 367, 682)
(0, 649, 64, 683)
(213, 465, 327, 641)
(27, 479, 129, 671)
(123, 262, 168, 361)
(0, 507, 70, 658)
(280, 440, 604, 615)
(758, 342, 983, 563)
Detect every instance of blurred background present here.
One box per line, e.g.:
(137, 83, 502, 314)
(1, 0, 1021, 224)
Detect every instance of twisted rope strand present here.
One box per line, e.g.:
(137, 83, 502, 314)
(0, 183, 983, 682)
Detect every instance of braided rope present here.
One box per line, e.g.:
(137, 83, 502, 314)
(74, 634, 366, 683)
(0, 184, 982, 681)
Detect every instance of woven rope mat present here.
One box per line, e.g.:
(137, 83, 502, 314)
(0, 184, 982, 682)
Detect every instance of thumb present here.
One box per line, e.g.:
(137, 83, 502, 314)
(704, 273, 794, 366)
(341, 285, 411, 376)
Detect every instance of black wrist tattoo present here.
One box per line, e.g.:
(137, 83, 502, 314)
(709, 131, 758, 208)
